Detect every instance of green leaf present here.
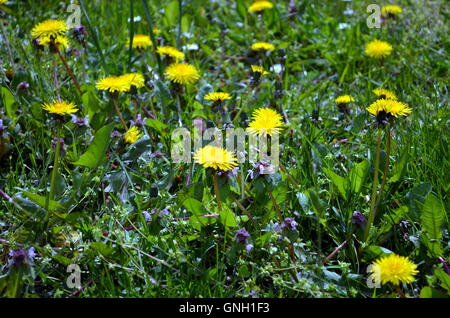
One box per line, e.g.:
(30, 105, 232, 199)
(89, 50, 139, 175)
(420, 194, 446, 240)
(72, 124, 114, 168)
(163, 0, 179, 27)
(307, 188, 325, 218)
(349, 160, 369, 194)
(363, 246, 393, 262)
(22, 191, 64, 212)
(146, 118, 168, 133)
(420, 286, 449, 298)
(406, 182, 432, 221)
(323, 168, 348, 200)
(1, 86, 17, 120)
(389, 151, 409, 183)
(435, 269, 450, 292)
(219, 206, 236, 228)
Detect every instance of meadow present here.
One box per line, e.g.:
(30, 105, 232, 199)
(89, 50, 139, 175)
(0, 0, 449, 298)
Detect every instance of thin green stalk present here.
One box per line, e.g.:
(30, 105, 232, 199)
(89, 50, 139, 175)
(141, 0, 164, 78)
(213, 172, 222, 211)
(362, 128, 383, 244)
(45, 124, 62, 213)
(375, 125, 391, 215)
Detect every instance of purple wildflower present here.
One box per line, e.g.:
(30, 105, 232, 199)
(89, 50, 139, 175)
(245, 244, 254, 254)
(351, 211, 367, 227)
(236, 227, 250, 244)
(130, 114, 146, 127)
(111, 130, 122, 138)
(8, 247, 36, 267)
(17, 81, 30, 91)
(281, 217, 298, 231)
(71, 114, 89, 127)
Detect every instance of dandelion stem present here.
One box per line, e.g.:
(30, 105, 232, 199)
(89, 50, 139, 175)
(363, 128, 383, 245)
(213, 172, 222, 211)
(45, 124, 62, 215)
(111, 95, 128, 130)
(375, 125, 391, 217)
(56, 47, 83, 96)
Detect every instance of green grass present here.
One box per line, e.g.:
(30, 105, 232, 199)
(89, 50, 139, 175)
(0, 0, 449, 298)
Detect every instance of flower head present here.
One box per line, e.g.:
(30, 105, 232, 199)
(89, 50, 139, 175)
(251, 65, 269, 75)
(157, 46, 185, 61)
(123, 126, 143, 144)
(42, 100, 78, 115)
(365, 40, 393, 59)
(248, 1, 274, 13)
(165, 63, 201, 85)
(96, 75, 128, 93)
(366, 99, 411, 118)
(121, 73, 145, 90)
(373, 88, 397, 100)
(382, 5, 402, 16)
(251, 42, 275, 51)
(193, 145, 238, 171)
(247, 107, 284, 137)
(370, 254, 419, 285)
(204, 92, 231, 102)
(130, 34, 152, 49)
(236, 227, 251, 244)
(32, 19, 69, 40)
(335, 95, 355, 105)
(39, 35, 70, 50)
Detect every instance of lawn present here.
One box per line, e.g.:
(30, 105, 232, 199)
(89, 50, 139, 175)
(0, 0, 449, 298)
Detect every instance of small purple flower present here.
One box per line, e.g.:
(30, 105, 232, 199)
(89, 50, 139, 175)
(71, 114, 89, 127)
(8, 247, 36, 267)
(245, 244, 254, 254)
(32, 38, 44, 50)
(236, 227, 250, 244)
(17, 81, 30, 91)
(130, 114, 146, 127)
(351, 211, 367, 227)
(218, 167, 239, 177)
(281, 217, 297, 231)
(248, 161, 275, 179)
(0, 119, 6, 135)
(142, 211, 151, 221)
(111, 130, 122, 138)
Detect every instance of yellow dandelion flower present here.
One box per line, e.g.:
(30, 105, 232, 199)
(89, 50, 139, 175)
(39, 35, 70, 50)
(204, 92, 231, 102)
(130, 34, 152, 50)
(0, 0, 8, 5)
(366, 99, 411, 118)
(365, 39, 393, 59)
(193, 145, 238, 172)
(373, 88, 397, 100)
(251, 42, 275, 51)
(123, 126, 143, 144)
(42, 100, 78, 116)
(157, 46, 185, 61)
(251, 65, 269, 75)
(247, 107, 284, 137)
(32, 19, 69, 40)
(335, 95, 355, 105)
(121, 73, 145, 90)
(248, 1, 274, 13)
(370, 254, 418, 285)
(96, 75, 129, 93)
(382, 5, 402, 16)
(165, 63, 201, 86)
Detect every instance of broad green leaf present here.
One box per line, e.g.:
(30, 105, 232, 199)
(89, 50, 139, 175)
(307, 188, 325, 218)
(164, 0, 179, 27)
(146, 118, 168, 133)
(420, 286, 449, 298)
(72, 124, 114, 168)
(1, 86, 16, 120)
(406, 182, 432, 221)
(22, 191, 64, 212)
(389, 151, 409, 183)
(349, 160, 369, 194)
(435, 269, 450, 292)
(323, 168, 348, 200)
(219, 206, 236, 228)
(363, 246, 393, 262)
(420, 194, 446, 239)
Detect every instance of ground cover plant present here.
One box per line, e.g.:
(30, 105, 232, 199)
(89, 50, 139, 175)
(0, 0, 449, 298)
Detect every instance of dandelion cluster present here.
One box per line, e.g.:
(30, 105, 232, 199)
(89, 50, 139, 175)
(32, 19, 70, 50)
